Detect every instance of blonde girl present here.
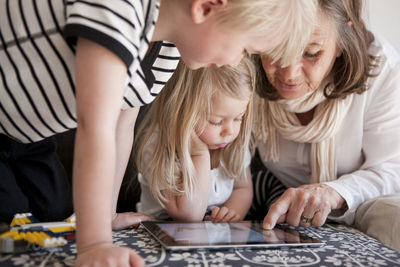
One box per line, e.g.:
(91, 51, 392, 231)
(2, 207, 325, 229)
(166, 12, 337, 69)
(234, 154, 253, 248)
(136, 57, 255, 222)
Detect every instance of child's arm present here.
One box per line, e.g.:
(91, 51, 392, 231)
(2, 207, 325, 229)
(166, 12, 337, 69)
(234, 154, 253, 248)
(110, 108, 151, 230)
(73, 38, 143, 266)
(162, 133, 212, 221)
(207, 167, 253, 222)
(112, 108, 137, 213)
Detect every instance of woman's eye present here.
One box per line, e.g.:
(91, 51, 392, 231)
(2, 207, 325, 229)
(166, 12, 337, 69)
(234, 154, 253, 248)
(303, 51, 321, 58)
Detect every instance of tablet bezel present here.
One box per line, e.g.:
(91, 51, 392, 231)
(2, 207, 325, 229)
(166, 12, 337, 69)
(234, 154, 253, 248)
(140, 220, 325, 251)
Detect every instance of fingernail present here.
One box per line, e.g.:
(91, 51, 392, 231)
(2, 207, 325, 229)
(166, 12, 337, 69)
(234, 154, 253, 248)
(263, 223, 272, 229)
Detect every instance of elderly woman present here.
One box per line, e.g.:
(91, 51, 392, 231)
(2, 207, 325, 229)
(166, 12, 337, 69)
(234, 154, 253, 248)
(251, 0, 400, 250)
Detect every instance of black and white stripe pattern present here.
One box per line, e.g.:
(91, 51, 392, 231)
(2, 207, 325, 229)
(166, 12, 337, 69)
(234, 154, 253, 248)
(0, 0, 76, 143)
(246, 149, 287, 220)
(247, 169, 287, 220)
(122, 42, 180, 108)
(0, 0, 180, 143)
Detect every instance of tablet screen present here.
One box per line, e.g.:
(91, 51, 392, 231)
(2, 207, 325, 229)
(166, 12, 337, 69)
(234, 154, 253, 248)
(141, 221, 324, 250)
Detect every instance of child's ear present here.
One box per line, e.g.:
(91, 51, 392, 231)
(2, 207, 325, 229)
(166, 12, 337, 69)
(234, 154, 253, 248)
(191, 0, 228, 24)
(335, 46, 342, 58)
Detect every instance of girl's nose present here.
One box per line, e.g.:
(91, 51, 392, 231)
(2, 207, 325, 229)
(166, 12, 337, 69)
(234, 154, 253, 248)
(221, 123, 234, 137)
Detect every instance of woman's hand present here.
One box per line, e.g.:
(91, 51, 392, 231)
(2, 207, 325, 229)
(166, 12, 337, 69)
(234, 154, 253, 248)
(75, 243, 145, 267)
(112, 212, 151, 230)
(263, 183, 345, 229)
(204, 206, 240, 222)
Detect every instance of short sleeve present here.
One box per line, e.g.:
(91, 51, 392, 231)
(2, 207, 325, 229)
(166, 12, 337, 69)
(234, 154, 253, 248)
(64, 0, 147, 67)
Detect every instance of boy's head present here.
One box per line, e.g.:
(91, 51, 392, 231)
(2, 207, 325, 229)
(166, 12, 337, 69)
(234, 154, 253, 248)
(164, 0, 317, 69)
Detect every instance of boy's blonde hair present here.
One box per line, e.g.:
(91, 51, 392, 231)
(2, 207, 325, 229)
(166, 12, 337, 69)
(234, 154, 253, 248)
(136, 57, 255, 205)
(216, 0, 318, 67)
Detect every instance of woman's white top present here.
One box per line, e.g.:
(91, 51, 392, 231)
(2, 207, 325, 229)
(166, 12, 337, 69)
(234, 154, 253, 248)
(258, 35, 400, 224)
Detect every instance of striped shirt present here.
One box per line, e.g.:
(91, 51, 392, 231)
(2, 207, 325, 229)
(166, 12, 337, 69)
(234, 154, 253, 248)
(0, 0, 180, 143)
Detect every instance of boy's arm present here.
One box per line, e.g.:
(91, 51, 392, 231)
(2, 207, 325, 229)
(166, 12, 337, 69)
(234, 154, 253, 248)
(73, 38, 143, 266)
(221, 167, 253, 220)
(112, 108, 138, 213)
(110, 108, 151, 230)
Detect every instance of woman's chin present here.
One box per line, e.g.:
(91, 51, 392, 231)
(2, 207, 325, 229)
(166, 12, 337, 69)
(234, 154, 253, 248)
(278, 90, 306, 100)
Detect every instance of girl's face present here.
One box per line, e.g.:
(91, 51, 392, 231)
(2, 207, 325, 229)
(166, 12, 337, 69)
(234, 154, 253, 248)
(261, 13, 341, 100)
(197, 90, 249, 150)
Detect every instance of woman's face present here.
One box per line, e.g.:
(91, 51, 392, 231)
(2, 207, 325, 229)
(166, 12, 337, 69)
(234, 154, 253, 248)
(261, 13, 342, 100)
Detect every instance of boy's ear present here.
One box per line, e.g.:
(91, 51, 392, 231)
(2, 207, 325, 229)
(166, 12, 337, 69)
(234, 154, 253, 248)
(191, 0, 228, 24)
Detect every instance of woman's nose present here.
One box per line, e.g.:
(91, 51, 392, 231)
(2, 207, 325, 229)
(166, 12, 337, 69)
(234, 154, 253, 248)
(281, 59, 302, 79)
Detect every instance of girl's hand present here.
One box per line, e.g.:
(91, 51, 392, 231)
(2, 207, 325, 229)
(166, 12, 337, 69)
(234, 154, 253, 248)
(112, 212, 151, 230)
(76, 243, 145, 267)
(190, 131, 209, 157)
(204, 206, 240, 222)
(263, 183, 345, 229)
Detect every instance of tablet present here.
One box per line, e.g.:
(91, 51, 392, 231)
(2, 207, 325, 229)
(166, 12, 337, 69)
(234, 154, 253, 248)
(140, 221, 325, 250)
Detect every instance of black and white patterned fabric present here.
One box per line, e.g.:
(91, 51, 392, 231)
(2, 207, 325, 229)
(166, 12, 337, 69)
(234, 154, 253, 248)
(0, 0, 179, 143)
(247, 149, 287, 220)
(1, 224, 400, 266)
(247, 168, 287, 220)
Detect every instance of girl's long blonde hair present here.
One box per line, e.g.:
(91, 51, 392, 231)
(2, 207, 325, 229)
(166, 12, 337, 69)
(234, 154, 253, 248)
(136, 57, 255, 205)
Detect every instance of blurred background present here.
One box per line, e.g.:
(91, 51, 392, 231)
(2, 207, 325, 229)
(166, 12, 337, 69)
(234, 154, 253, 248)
(364, 0, 400, 52)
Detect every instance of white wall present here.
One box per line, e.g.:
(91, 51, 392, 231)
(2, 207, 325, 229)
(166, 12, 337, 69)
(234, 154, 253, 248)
(363, 0, 400, 52)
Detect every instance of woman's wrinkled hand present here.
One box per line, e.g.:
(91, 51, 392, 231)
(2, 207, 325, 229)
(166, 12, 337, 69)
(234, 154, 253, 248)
(263, 183, 345, 229)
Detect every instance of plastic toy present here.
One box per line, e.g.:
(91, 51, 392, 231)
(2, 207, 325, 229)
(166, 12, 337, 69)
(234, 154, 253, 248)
(0, 213, 75, 253)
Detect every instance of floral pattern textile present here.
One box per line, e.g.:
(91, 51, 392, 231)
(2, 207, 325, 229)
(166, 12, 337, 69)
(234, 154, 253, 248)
(1, 224, 399, 267)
